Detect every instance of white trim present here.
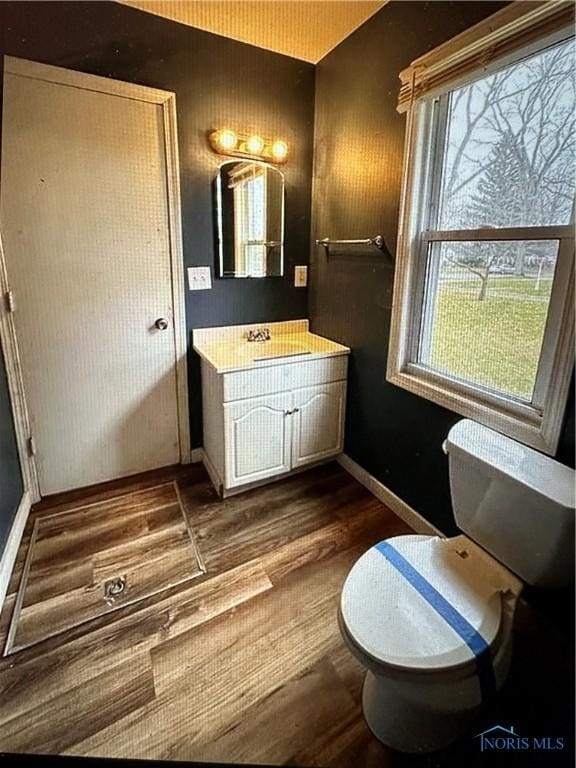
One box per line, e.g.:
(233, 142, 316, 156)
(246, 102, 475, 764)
(0, 491, 31, 613)
(387, 31, 575, 456)
(1, 56, 191, 483)
(161, 93, 191, 463)
(190, 447, 204, 464)
(197, 443, 443, 535)
(0, 231, 40, 502)
(387, 369, 557, 454)
(337, 454, 443, 537)
(4, 56, 174, 104)
(202, 450, 223, 496)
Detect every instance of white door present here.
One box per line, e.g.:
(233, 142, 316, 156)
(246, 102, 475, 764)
(0, 60, 187, 495)
(291, 382, 346, 468)
(224, 393, 292, 488)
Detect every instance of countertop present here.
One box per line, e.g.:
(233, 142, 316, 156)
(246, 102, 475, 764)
(193, 320, 350, 374)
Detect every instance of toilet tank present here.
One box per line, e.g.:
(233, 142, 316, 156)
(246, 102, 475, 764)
(444, 420, 575, 589)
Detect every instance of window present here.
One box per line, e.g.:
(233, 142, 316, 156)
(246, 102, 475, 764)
(388, 5, 575, 454)
(232, 164, 267, 277)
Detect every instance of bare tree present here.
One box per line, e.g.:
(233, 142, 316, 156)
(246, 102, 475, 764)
(437, 38, 575, 300)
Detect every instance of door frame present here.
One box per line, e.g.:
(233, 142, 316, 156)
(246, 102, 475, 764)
(0, 228, 39, 501)
(0, 55, 191, 502)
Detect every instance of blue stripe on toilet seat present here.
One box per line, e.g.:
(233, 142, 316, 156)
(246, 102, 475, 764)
(374, 540, 496, 702)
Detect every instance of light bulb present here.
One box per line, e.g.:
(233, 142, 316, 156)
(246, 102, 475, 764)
(246, 135, 264, 155)
(271, 139, 288, 161)
(217, 129, 237, 151)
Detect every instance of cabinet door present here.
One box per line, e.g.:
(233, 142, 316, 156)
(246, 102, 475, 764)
(291, 381, 346, 468)
(224, 392, 292, 488)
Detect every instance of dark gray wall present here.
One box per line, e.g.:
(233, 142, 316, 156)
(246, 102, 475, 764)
(0, 0, 315, 449)
(0, 345, 22, 558)
(310, 0, 575, 535)
(0, 0, 573, 547)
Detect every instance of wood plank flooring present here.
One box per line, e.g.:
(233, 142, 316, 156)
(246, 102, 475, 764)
(5, 481, 204, 653)
(0, 462, 573, 767)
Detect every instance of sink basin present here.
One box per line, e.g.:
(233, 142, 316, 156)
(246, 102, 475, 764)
(193, 324, 350, 373)
(246, 340, 312, 360)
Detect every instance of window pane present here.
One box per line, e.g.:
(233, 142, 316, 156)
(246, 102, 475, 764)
(245, 244, 266, 277)
(436, 37, 575, 230)
(246, 174, 266, 240)
(418, 240, 559, 401)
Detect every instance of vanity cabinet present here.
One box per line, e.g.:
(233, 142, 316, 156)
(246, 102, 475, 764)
(224, 392, 292, 487)
(201, 355, 348, 496)
(291, 382, 346, 469)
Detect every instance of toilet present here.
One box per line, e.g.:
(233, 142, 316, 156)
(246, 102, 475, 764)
(339, 419, 575, 753)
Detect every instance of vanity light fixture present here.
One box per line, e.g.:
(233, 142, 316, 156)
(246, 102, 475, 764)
(209, 129, 289, 164)
(246, 134, 264, 155)
(214, 129, 238, 152)
(271, 140, 288, 162)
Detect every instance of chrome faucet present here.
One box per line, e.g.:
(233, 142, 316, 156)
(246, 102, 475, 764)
(246, 328, 271, 342)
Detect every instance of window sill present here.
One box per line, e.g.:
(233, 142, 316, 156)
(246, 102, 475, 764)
(386, 365, 560, 455)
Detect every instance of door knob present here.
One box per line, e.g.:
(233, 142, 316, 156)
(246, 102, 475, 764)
(155, 318, 169, 330)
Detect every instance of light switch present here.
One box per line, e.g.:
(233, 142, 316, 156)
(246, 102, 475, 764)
(294, 265, 308, 287)
(188, 266, 212, 291)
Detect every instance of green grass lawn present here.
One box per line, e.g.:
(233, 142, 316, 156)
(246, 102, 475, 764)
(429, 277, 552, 401)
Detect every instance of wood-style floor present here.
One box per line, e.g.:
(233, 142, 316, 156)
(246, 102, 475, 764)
(5, 481, 205, 654)
(0, 462, 573, 767)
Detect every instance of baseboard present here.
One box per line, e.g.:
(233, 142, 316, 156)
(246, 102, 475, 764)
(192, 446, 442, 537)
(337, 454, 443, 537)
(0, 491, 31, 613)
(190, 447, 204, 464)
(202, 450, 223, 496)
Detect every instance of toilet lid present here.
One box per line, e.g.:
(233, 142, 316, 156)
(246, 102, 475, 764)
(340, 534, 515, 672)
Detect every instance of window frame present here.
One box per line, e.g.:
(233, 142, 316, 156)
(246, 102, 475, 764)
(387, 28, 575, 455)
(232, 167, 268, 277)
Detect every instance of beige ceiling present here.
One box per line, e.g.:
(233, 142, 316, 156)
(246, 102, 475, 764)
(121, 1, 388, 63)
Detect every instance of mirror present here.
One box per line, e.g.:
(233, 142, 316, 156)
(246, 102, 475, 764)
(215, 160, 284, 278)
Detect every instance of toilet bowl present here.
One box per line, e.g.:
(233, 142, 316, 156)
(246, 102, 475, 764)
(339, 420, 575, 753)
(339, 534, 521, 752)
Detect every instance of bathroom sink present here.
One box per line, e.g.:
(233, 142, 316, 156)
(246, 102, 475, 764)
(193, 322, 350, 373)
(247, 340, 312, 360)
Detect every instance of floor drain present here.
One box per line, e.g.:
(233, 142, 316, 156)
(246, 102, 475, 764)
(104, 576, 127, 602)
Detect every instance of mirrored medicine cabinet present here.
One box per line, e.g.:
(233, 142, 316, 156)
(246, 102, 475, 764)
(214, 160, 285, 278)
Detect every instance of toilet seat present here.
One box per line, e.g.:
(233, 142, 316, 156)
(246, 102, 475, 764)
(340, 534, 521, 677)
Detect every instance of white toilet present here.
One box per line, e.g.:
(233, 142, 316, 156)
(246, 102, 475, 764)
(339, 419, 575, 753)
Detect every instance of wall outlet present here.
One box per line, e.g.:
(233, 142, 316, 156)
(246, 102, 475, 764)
(294, 265, 308, 287)
(188, 266, 212, 291)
